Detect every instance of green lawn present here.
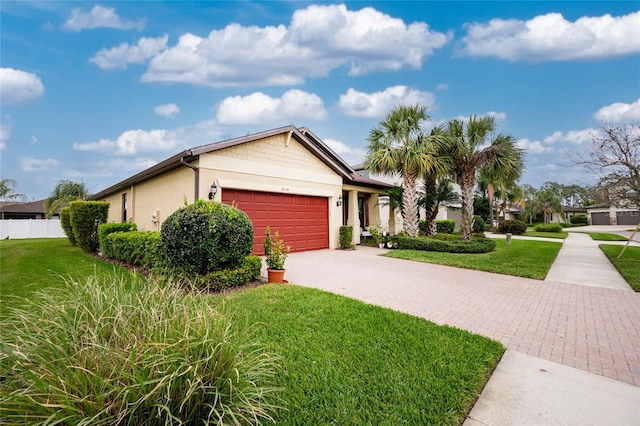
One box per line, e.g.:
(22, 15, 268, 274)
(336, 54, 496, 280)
(599, 244, 640, 292)
(586, 232, 628, 241)
(1, 238, 504, 424)
(523, 230, 568, 239)
(384, 239, 562, 279)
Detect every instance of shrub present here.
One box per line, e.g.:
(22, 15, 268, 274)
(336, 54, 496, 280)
(59, 207, 76, 245)
(392, 236, 496, 253)
(436, 220, 455, 234)
(161, 200, 254, 275)
(98, 222, 137, 254)
(107, 231, 162, 268)
(473, 216, 486, 233)
(571, 215, 588, 225)
(191, 256, 262, 291)
(559, 222, 572, 228)
(497, 219, 527, 235)
(534, 223, 563, 233)
(339, 226, 353, 249)
(69, 201, 110, 252)
(263, 227, 289, 270)
(0, 275, 281, 424)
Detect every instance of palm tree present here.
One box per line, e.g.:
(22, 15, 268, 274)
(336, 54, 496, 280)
(0, 179, 27, 202)
(365, 104, 447, 237)
(521, 188, 563, 224)
(44, 180, 89, 218)
(443, 116, 524, 240)
(420, 178, 459, 236)
(377, 185, 405, 223)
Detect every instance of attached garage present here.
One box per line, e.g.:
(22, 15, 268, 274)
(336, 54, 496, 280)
(591, 212, 610, 225)
(222, 189, 328, 254)
(616, 211, 640, 226)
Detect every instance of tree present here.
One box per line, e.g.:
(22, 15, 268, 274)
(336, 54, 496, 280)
(0, 179, 27, 202)
(567, 123, 639, 207)
(521, 188, 563, 224)
(443, 116, 524, 240)
(365, 104, 447, 237)
(44, 180, 90, 218)
(377, 185, 405, 223)
(420, 178, 459, 236)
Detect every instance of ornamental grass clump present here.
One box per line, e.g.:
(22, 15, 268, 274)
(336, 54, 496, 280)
(0, 274, 282, 425)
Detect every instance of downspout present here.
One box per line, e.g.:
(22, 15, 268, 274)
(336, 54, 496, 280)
(180, 155, 199, 201)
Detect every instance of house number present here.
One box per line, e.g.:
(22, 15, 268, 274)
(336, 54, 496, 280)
(281, 187, 290, 192)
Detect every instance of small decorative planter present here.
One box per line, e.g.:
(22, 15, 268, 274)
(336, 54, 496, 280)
(267, 268, 286, 283)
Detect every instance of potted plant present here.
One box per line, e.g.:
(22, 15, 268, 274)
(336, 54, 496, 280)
(263, 226, 290, 283)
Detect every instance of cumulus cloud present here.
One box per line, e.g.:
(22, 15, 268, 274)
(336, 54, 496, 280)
(154, 103, 180, 119)
(517, 138, 553, 154)
(90, 36, 168, 70)
(461, 11, 640, 61)
(20, 157, 59, 172)
(138, 4, 450, 87)
(216, 90, 327, 125)
(544, 129, 596, 145)
(338, 86, 436, 118)
(593, 98, 640, 123)
(0, 68, 45, 107)
(323, 138, 366, 165)
(73, 129, 184, 155)
(63, 5, 145, 31)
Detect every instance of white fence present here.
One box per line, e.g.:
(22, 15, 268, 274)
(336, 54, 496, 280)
(0, 219, 66, 239)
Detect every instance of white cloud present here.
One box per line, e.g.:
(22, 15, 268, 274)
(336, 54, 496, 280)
(593, 99, 640, 123)
(544, 129, 596, 145)
(140, 4, 450, 87)
(90, 36, 168, 70)
(154, 103, 180, 119)
(0, 123, 10, 150)
(517, 138, 553, 154)
(324, 138, 366, 165)
(461, 11, 640, 61)
(20, 157, 59, 172)
(436, 83, 448, 91)
(0, 68, 44, 107)
(338, 86, 436, 118)
(62, 5, 144, 31)
(73, 129, 184, 155)
(216, 90, 328, 125)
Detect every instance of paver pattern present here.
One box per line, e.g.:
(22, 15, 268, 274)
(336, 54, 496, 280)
(285, 246, 640, 386)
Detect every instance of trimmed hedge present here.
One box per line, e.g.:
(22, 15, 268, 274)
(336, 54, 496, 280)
(106, 231, 162, 268)
(339, 226, 353, 249)
(188, 256, 262, 291)
(436, 220, 455, 234)
(98, 222, 137, 254)
(59, 207, 76, 246)
(161, 200, 254, 275)
(497, 219, 527, 235)
(534, 223, 563, 233)
(473, 216, 486, 233)
(69, 201, 110, 253)
(393, 236, 496, 253)
(570, 215, 588, 225)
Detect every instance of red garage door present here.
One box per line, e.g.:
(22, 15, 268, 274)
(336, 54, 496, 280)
(222, 189, 329, 254)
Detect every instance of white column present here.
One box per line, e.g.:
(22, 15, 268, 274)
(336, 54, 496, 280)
(347, 190, 360, 245)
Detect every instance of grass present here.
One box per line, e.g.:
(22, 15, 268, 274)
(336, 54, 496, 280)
(586, 232, 628, 241)
(384, 239, 562, 279)
(599, 244, 640, 292)
(523, 230, 568, 239)
(1, 238, 505, 424)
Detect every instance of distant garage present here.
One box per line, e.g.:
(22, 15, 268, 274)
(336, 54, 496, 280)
(591, 212, 610, 225)
(616, 210, 640, 226)
(222, 189, 329, 254)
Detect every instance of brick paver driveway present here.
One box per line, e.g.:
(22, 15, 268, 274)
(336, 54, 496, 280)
(285, 247, 640, 386)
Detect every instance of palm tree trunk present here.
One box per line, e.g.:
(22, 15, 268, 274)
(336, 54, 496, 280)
(424, 207, 439, 236)
(460, 167, 475, 241)
(402, 169, 420, 237)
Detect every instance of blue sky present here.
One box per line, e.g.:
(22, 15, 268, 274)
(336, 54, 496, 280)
(1, 1, 639, 201)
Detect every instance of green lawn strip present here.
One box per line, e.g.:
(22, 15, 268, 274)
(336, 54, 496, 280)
(212, 285, 504, 425)
(0, 238, 130, 316)
(523, 230, 568, 239)
(586, 232, 628, 241)
(599, 245, 640, 291)
(384, 239, 562, 279)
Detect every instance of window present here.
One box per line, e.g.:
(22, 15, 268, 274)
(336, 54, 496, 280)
(122, 193, 128, 222)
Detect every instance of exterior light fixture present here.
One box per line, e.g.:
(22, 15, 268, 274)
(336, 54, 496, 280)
(337, 195, 343, 207)
(208, 182, 218, 200)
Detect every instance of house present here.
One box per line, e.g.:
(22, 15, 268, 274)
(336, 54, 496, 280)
(586, 203, 639, 226)
(562, 205, 587, 223)
(0, 199, 50, 219)
(90, 125, 391, 253)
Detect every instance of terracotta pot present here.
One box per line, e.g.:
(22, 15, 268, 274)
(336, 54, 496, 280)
(267, 268, 286, 283)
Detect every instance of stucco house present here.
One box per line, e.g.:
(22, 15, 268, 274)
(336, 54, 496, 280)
(0, 199, 50, 219)
(90, 125, 391, 253)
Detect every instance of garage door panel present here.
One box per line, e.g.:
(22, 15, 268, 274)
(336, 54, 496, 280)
(222, 189, 329, 254)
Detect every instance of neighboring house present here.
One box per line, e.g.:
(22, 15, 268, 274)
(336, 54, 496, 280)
(90, 125, 390, 252)
(562, 206, 587, 223)
(0, 199, 51, 219)
(586, 203, 639, 226)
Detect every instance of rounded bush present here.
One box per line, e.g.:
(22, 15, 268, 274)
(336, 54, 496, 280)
(497, 219, 527, 235)
(473, 216, 486, 233)
(570, 215, 588, 225)
(534, 223, 563, 233)
(161, 200, 254, 274)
